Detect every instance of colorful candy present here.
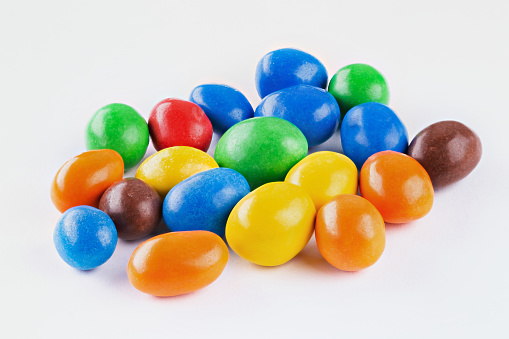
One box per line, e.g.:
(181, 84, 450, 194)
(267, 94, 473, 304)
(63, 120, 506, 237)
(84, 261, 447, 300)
(99, 178, 162, 241)
(226, 182, 316, 266)
(214, 117, 308, 189)
(255, 48, 328, 98)
(51, 150, 124, 213)
(135, 146, 218, 198)
(254, 85, 340, 147)
(407, 120, 482, 189)
(360, 151, 434, 223)
(54, 206, 117, 270)
(341, 102, 408, 169)
(163, 168, 250, 236)
(148, 98, 213, 152)
(127, 231, 228, 297)
(328, 63, 390, 123)
(315, 195, 385, 271)
(85, 103, 149, 170)
(190, 84, 254, 134)
(285, 151, 358, 210)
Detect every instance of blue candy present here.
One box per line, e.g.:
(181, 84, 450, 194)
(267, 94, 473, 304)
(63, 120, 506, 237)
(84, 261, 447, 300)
(255, 48, 328, 98)
(53, 206, 117, 270)
(254, 85, 340, 147)
(163, 168, 250, 236)
(340, 102, 408, 169)
(190, 84, 254, 134)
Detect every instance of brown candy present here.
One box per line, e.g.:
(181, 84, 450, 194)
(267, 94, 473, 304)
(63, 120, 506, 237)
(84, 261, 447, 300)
(407, 121, 482, 189)
(99, 178, 162, 240)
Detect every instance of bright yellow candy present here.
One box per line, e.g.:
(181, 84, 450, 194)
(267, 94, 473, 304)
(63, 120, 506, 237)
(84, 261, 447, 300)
(285, 151, 358, 210)
(226, 182, 315, 266)
(135, 146, 218, 198)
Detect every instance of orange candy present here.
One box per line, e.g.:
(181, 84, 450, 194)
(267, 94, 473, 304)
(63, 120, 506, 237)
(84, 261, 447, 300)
(127, 231, 229, 297)
(315, 194, 385, 271)
(51, 150, 124, 213)
(360, 151, 434, 223)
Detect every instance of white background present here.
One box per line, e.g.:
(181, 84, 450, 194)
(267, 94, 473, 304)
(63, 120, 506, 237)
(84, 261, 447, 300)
(1, 0, 508, 338)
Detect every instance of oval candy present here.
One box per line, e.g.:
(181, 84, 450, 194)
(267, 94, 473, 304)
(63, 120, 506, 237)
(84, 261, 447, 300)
(226, 182, 316, 266)
(51, 150, 124, 213)
(127, 231, 229, 297)
(163, 168, 250, 236)
(407, 120, 482, 189)
(214, 117, 308, 190)
(285, 151, 358, 211)
(341, 102, 408, 169)
(190, 84, 254, 134)
(255, 48, 328, 98)
(255, 85, 340, 147)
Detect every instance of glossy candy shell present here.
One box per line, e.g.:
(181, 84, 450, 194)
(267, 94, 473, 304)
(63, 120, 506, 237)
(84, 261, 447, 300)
(255, 48, 328, 98)
(285, 151, 358, 210)
(407, 120, 482, 189)
(86, 103, 149, 170)
(341, 102, 408, 169)
(127, 231, 229, 297)
(360, 151, 434, 223)
(214, 117, 308, 190)
(148, 98, 213, 152)
(163, 168, 250, 236)
(226, 182, 316, 266)
(135, 146, 219, 198)
(190, 84, 254, 134)
(328, 64, 389, 123)
(315, 195, 385, 271)
(255, 85, 340, 147)
(51, 150, 124, 213)
(54, 206, 117, 270)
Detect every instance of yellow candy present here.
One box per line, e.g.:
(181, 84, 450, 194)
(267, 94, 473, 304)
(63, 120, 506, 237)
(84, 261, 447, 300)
(135, 146, 218, 198)
(226, 182, 315, 266)
(285, 151, 358, 210)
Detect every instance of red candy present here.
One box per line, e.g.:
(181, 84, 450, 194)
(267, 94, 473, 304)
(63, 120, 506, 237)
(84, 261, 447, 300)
(148, 98, 213, 152)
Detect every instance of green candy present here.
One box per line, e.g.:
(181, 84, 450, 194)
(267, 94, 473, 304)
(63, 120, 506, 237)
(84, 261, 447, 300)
(328, 63, 390, 122)
(214, 117, 308, 190)
(86, 103, 149, 170)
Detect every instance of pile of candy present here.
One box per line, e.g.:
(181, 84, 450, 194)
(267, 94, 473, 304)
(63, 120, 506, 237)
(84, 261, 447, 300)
(51, 48, 482, 297)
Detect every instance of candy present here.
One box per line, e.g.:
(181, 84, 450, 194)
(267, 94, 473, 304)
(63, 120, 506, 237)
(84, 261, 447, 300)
(148, 98, 213, 152)
(407, 120, 482, 189)
(328, 64, 390, 123)
(285, 151, 358, 210)
(51, 150, 124, 213)
(254, 85, 340, 147)
(315, 195, 385, 271)
(341, 102, 408, 169)
(214, 117, 308, 190)
(85, 103, 149, 170)
(163, 168, 250, 236)
(360, 151, 434, 223)
(127, 231, 228, 297)
(99, 178, 162, 241)
(54, 206, 117, 270)
(226, 182, 315, 266)
(190, 84, 254, 134)
(255, 48, 328, 98)
(135, 146, 218, 198)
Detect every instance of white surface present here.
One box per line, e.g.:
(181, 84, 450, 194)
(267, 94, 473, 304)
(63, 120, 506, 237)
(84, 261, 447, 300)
(1, 1, 509, 338)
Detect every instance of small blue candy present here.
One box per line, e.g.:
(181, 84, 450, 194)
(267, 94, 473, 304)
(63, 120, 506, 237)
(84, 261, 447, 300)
(190, 84, 254, 134)
(53, 206, 117, 270)
(163, 168, 250, 236)
(255, 85, 340, 147)
(255, 48, 328, 98)
(340, 102, 408, 169)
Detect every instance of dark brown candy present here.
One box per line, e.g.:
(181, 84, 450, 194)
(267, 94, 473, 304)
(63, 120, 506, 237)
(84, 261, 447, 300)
(407, 120, 482, 189)
(99, 178, 162, 240)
